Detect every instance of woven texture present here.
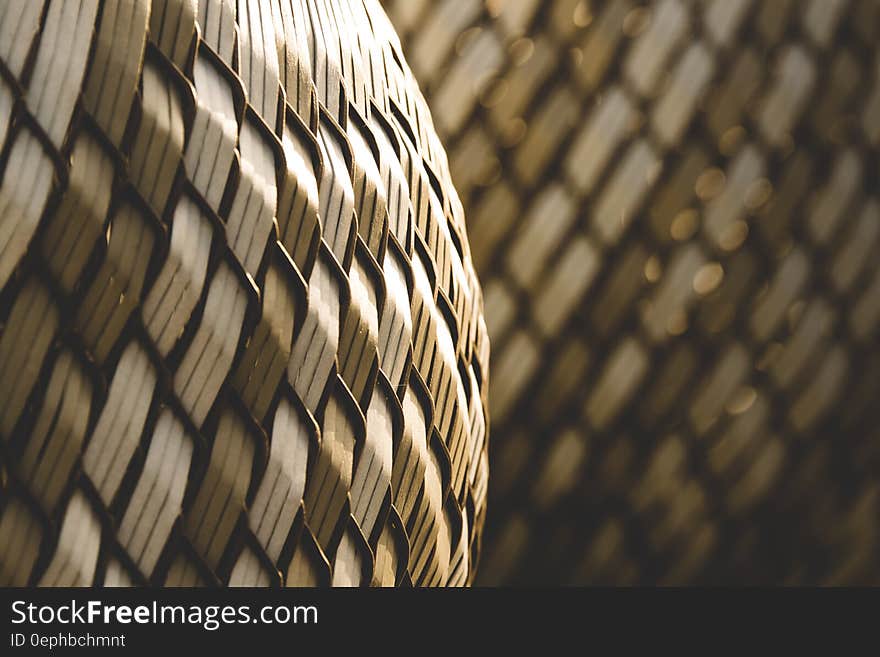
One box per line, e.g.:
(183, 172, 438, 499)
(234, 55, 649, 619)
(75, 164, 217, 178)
(0, 0, 489, 587)
(386, 0, 880, 584)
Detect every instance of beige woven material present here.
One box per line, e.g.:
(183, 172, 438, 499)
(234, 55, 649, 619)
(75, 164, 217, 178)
(0, 0, 489, 587)
(386, 0, 880, 584)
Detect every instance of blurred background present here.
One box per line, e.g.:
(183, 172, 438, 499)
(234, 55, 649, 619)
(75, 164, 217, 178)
(382, 0, 880, 584)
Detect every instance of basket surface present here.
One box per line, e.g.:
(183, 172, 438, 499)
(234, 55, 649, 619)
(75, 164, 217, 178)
(0, 0, 489, 587)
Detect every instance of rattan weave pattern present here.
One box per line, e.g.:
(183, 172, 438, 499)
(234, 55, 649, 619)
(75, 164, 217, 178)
(385, 0, 880, 584)
(0, 0, 489, 587)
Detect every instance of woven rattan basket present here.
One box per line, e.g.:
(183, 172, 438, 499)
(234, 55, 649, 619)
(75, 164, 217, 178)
(385, 0, 880, 585)
(0, 0, 489, 587)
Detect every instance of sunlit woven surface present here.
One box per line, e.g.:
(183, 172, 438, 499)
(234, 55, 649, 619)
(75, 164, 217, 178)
(0, 0, 489, 587)
(386, 0, 880, 584)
